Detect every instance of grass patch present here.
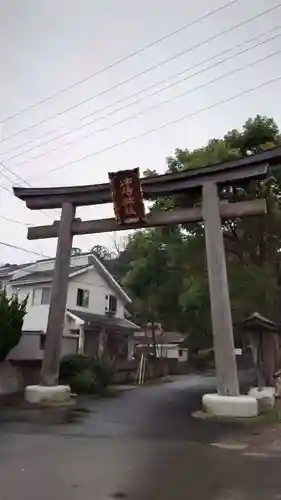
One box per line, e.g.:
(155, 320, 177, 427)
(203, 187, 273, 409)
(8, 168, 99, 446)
(262, 406, 281, 423)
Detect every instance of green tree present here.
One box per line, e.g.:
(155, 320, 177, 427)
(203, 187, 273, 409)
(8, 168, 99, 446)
(119, 115, 281, 352)
(71, 247, 82, 256)
(0, 289, 28, 361)
(90, 245, 111, 261)
(121, 228, 187, 330)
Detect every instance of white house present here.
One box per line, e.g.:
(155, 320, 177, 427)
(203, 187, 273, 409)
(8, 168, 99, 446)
(129, 324, 188, 363)
(2, 252, 139, 362)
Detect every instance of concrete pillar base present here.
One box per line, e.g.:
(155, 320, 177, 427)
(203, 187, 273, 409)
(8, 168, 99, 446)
(25, 385, 71, 405)
(202, 393, 258, 418)
(248, 387, 275, 413)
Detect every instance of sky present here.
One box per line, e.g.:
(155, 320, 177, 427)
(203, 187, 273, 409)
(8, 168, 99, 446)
(0, 0, 281, 264)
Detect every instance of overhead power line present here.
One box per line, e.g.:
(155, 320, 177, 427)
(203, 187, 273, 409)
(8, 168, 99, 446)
(0, 214, 33, 226)
(1, 2, 279, 145)
(0, 161, 35, 187)
(4, 27, 280, 164)
(29, 73, 281, 180)
(0, 161, 60, 221)
(0, 167, 18, 185)
(19, 49, 281, 174)
(8, 29, 281, 168)
(0, 0, 238, 125)
(0, 241, 51, 259)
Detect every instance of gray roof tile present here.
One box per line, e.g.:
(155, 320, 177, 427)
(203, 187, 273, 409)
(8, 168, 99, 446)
(11, 265, 89, 284)
(68, 309, 140, 331)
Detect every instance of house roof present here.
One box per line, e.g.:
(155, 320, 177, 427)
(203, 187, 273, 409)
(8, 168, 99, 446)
(67, 309, 140, 331)
(10, 265, 90, 285)
(237, 312, 280, 332)
(10, 252, 132, 305)
(0, 262, 30, 278)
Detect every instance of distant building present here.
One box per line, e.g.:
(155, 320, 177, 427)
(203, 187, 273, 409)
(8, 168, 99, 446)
(1, 252, 139, 362)
(129, 323, 188, 364)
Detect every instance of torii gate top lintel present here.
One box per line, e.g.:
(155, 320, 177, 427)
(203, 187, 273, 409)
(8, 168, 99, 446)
(13, 145, 281, 211)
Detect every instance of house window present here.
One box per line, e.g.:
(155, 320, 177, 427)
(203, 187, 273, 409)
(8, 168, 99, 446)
(32, 287, 51, 305)
(108, 294, 117, 314)
(76, 288, 89, 308)
(40, 334, 46, 350)
(41, 288, 51, 305)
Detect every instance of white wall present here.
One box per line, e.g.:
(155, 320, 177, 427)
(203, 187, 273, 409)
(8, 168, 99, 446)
(8, 263, 127, 343)
(61, 336, 79, 357)
(163, 345, 188, 361)
(67, 268, 125, 318)
(11, 284, 51, 332)
(135, 344, 188, 360)
(179, 349, 188, 363)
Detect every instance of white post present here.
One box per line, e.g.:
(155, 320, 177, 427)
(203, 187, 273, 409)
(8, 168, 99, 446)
(202, 182, 239, 396)
(78, 325, 85, 355)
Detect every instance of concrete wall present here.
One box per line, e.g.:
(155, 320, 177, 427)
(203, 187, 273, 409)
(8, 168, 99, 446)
(8, 332, 42, 361)
(0, 361, 23, 395)
(67, 269, 124, 319)
(8, 332, 78, 361)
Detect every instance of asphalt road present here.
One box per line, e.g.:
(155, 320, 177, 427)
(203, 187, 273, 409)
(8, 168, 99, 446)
(1, 374, 281, 500)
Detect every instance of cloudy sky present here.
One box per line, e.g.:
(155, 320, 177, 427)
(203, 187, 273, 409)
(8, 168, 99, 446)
(0, 0, 280, 264)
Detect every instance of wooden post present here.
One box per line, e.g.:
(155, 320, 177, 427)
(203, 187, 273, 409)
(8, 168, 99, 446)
(202, 182, 239, 396)
(41, 202, 75, 386)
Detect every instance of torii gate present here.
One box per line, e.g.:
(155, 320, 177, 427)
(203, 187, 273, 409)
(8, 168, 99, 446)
(13, 146, 281, 411)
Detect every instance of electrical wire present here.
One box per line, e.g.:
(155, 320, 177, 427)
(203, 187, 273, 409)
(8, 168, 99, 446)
(0, 0, 238, 125)
(29, 73, 281, 179)
(0, 161, 60, 221)
(8, 30, 281, 168)
(0, 214, 34, 226)
(0, 241, 51, 259)
(18, 49, 281, 175)
(1, 3, 279, 145)
(6, 24, 278, 162)
(4, 27, 280, 164)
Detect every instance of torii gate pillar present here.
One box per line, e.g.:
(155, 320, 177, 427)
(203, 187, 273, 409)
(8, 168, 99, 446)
(202, 182, 239, 396)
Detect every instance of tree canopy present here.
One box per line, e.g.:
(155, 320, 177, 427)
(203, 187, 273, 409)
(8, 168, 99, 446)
(117, 115, 281, 352)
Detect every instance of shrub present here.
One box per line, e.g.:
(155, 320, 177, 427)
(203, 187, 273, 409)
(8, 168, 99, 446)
(71, 370, 97, 394)
(0, 289, 28, 361)
(92, 357, 112, 389)
(59, 355, 112, 394)
(59, 354, 91, 380)
(192, 348, 215, 371)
